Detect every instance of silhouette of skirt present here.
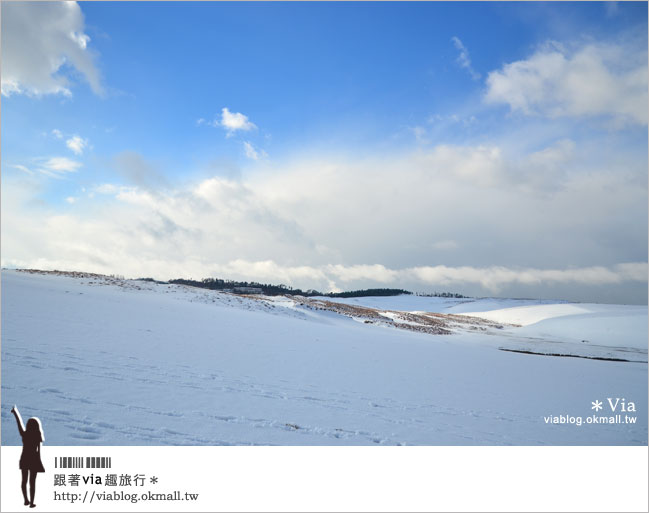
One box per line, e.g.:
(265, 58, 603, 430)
(19, 450, 45, 473)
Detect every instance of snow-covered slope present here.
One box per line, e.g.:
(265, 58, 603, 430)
(317, 294, 570, 314)
(323, 294, 647, 361)
(2, 270, 647, 445)
(458, 302, 647, 361)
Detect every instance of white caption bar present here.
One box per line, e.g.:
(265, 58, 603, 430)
(1, 446, 647, 512)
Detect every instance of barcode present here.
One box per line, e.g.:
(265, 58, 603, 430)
(55, 457, 112, 469)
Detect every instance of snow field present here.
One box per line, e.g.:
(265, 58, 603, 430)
(2, 270, 646, 445)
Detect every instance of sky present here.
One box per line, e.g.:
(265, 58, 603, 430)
(1, 1, 648, 304)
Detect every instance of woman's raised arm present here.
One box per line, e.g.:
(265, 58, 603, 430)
(11, 405, 25, 436)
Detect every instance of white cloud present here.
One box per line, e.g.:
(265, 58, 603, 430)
(206, 108, 257, 137)
(95, 183, 120, 194)
(418, 144, 504, 187)
(298, 261, 648, 293)
(484, 40, 648, 125)
(51, 129, 64, 139)
(451, 36, 481, 80)
(2, 139, 646, 300)
(428, 113, 477, 127)
(1, 1, 103, 97)
(42, 157, 82, 173)
(221, 108, 256, 133)
(243, 141, 267, 160)
(29, 157, 83, 178)
(65, 196, 77, 204)
(66, 135, 88, 155)
(409, 125, 428, 144)
(407, 263, 648, 292)
(327, 264, 399, 284)
(12, 164, 35, 175)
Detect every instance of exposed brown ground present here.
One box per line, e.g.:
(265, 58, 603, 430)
(283, 296, 518, 335)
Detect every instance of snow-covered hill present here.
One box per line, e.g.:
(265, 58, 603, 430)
(2, 269, 646, 445)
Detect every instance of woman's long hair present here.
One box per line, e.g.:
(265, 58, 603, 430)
(25, 418, 44, 443)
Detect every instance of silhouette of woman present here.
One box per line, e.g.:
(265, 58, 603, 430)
(11, 406, 45, 508)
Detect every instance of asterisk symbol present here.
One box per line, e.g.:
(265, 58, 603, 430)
(150, 476, 158, 484)
(591, 400, 603, 412)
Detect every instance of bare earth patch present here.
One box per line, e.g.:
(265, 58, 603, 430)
(265, 296, 519, 335)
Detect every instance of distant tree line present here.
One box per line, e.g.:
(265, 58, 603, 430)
(326, 288, 412, 298)
(139, 276, 467, 298)
(161, 277, 413, 298)
(415, 291, 468, 298)
(168, 278, 308, 296)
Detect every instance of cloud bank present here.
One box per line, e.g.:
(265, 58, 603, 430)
(3, 141, 646, 300)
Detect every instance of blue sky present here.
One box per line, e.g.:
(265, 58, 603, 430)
(2, 1, 648, 303)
